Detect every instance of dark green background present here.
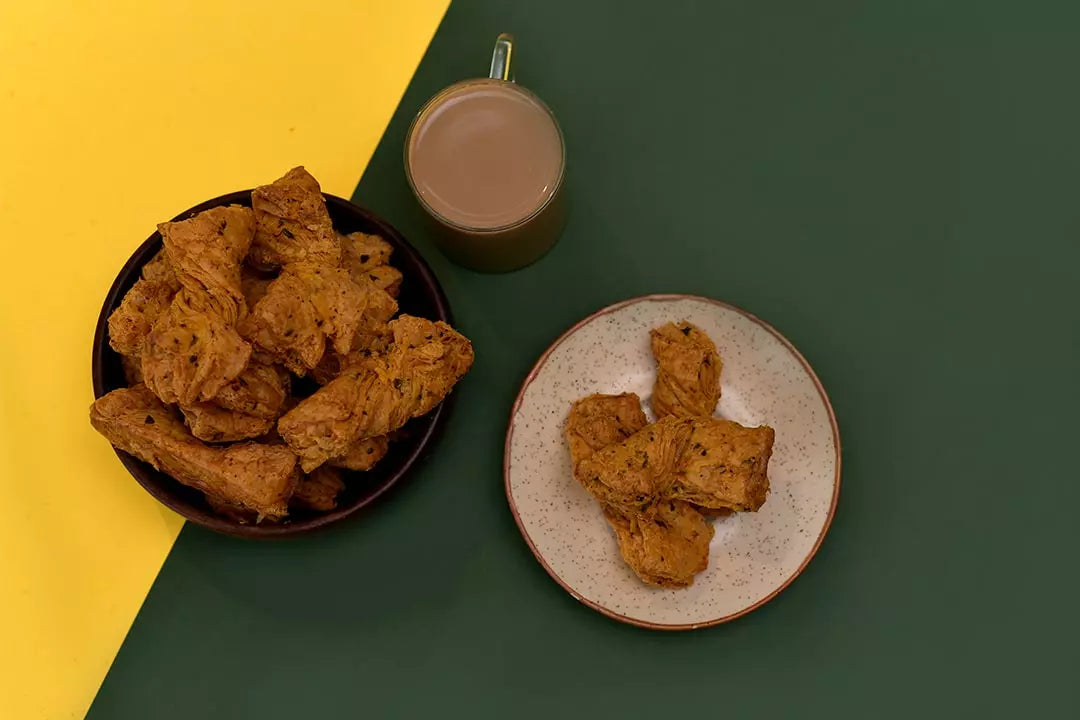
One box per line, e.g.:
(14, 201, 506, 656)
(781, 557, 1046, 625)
(90, 1, 1078, 717)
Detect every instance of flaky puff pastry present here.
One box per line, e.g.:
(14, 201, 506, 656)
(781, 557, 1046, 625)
(650, 321, 721, 419)
(671, 418, 773, 512)
(339, 231, 402, 298)
(278, 315, 473, 471)
(575, 417, 773, 513)
(565, 393, 648, 468)
(564, 394, 714, 587)
(141, 206, 256, 404)
(249, 166, 341, 269)
(158, 205, 254, 325)
(90, 386, 298, 519)
(573, 416, 691, 513)
(604, 500, 714, 588)
(179, 363, 291, 442)
(240, 263, 396, 375)
(107, 250, 181, 359)
(141, 290, 252, 405)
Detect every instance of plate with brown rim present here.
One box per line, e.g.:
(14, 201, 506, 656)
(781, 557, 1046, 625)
(504, 294, 840, 629)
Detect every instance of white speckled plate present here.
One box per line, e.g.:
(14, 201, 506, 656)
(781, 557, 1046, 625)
(504, 295, 840, 630)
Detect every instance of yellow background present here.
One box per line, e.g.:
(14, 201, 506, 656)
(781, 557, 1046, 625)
(0, 2, 449, 717)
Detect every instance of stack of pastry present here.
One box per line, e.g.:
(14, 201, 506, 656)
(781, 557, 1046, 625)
(91, 167, 473, 522)
(565, 322, 774, 588)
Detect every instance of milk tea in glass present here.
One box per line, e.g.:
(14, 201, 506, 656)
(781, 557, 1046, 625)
(405, 34, 566, 273)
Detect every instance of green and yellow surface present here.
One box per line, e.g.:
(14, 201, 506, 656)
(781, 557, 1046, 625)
(2, 1, 1078, 717)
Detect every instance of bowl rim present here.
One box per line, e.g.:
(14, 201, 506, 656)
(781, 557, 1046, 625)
(502, 293, 842, 629)
(91, 190, 453, 538)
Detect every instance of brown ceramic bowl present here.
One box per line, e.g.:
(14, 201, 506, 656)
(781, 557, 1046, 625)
(92, 191, 453, 538)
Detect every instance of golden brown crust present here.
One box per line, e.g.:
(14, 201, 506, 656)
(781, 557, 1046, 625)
(178, 363, 291, 442)
(363, 265, 403, 298)
(213, 363, 291, 418)
(141, 292, 252, 405)
(339, 231, 393, 271)
(249, 166, 341, 269)
(564, 393, 713, 586)
(90, 386, 298, 519)
(339, 232, 402, 297)
(180, 404, 275, 443)
(140, 206, 256, 404)
(576, 416, 773, 513)
(573, 416, 691, 512)
(108, 277, 177, 358)
(604, 500, 714, 588)
(107, 251, 181, 359)
(140, 249, 181, 289)
(240, 263, 397, 375)
(650, 321, 721, 419)
(672, 418, 774, 511)
(158, 205, 255, 325)
(564, 393, 648, 468)
(310, 326, 394, 385)
(278, 315, 474, 471)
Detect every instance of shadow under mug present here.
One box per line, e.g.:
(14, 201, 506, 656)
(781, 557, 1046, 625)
(403, 34, 567, 273)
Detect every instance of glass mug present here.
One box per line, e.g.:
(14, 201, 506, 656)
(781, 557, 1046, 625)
(404, 34, 567, 273)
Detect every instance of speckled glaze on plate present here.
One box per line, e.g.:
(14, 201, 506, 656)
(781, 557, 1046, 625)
(504, 295, 840, 630)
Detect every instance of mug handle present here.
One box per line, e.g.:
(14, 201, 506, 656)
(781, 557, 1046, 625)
(489, 33, 514, 82)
